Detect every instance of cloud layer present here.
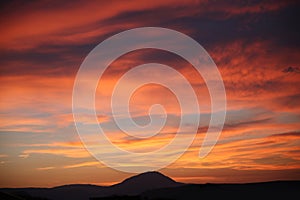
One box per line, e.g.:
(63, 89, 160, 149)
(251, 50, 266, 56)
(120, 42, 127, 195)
(0, 0, 300, 187)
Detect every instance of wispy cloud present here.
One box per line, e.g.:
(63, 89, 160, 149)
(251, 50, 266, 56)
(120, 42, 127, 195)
(63, 161, 102, 169)
(36, 166, 55, 171)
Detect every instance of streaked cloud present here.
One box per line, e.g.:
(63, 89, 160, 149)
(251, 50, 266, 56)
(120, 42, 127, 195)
(63, 161, 102, 169)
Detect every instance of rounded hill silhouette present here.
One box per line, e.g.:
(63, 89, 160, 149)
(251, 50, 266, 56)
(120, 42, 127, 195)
(112, 171, 182, 195)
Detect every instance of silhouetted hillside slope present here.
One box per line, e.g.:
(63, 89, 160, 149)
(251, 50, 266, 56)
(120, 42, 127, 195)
(1, 172, 299, 200)
(141, 180, 300, 199)
(0, 172, 181, 200)
(0, 191, 24, 200)
(110, 171, 182, 196)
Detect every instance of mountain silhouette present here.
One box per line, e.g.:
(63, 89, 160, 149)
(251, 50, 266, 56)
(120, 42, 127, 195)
(110, 171, 182, 196)
(1, 172, 299, 200)
(0, 171, 182, 200)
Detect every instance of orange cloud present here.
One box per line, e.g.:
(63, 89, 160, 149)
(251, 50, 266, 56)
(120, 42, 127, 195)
(22, 148, 89, 158)
(63, 161, 102, 169)
(36, 166, 55, 171)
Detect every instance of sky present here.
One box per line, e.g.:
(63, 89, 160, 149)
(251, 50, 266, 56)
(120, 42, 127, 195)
(0, 0, 300, 187)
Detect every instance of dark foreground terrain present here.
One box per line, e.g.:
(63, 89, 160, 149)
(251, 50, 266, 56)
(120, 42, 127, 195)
(1, 172, 299, 200)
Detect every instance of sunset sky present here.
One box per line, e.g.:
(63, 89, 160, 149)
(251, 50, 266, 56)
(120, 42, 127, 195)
(1, 0, 300, 187)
